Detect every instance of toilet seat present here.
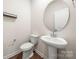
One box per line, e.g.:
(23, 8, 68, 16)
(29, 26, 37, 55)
(20, 42, 34, 51)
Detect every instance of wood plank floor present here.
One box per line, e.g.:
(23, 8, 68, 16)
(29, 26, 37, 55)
(30, 51, 43, 59)
(9, 51, 43, 59)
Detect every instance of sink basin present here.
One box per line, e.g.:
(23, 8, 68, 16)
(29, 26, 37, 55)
(40, 35, 67, 48)
(40, 35, 68, 59)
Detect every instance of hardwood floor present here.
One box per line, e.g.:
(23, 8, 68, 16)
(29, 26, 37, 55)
(30, 51, 43, 59)
(9, 52, 23, 59)
(9, 51, 43, 59)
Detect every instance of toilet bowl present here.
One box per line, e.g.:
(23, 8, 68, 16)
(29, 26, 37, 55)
(20, 34, 39, 59)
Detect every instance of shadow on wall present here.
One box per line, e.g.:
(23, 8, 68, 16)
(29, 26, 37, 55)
(3, 16, 16, 22)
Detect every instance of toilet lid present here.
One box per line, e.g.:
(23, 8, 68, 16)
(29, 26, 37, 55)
(20, 42, 34, 51)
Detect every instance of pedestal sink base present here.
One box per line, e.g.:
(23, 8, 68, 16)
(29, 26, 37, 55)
(40, 35, 68, 59)
(48, 46, 57, 59)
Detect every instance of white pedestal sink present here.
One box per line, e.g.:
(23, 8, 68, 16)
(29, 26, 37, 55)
(40, 35, 68, 59)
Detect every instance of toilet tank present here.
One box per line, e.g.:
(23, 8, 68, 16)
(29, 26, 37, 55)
(30, 34, 39, 45)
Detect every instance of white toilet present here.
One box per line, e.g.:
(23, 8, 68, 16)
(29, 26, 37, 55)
(20, 34, 39, 59)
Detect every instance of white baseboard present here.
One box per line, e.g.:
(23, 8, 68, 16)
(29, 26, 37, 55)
(4, 49, 46, 59)
(35, 49, 45, 58)
(3, 49, 22, 59)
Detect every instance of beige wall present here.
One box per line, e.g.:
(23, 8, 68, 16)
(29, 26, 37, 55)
(31, 0, 76, 59)
(31, 0, 52, 58)
(57, 0, 76, 59)
(3, 0, 31, 59)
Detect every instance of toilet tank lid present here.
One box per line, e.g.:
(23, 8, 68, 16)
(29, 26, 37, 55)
(31, 34, 39, 37)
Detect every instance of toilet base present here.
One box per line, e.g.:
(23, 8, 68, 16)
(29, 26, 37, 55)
(22, 50, 34, 59)
(29, 52, 34, 58)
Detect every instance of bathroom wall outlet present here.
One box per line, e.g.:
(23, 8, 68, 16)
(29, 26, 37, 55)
(8, 39, 16, 47)
(8, 42, 13, 47)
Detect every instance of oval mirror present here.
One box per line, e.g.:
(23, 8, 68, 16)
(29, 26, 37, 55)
(44, 0, 70, 32)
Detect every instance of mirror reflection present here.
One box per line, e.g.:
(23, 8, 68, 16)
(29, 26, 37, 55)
(44, 0, 70, 32)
